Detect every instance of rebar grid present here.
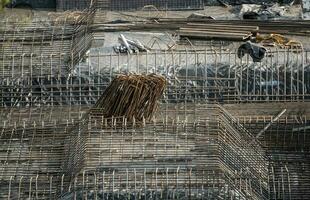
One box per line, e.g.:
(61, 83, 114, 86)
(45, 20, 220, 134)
(1, 49, 309, 107)
(1, 151, 308, 199)
(0, 9, 95, 78)
(0, 121, 75, 181)
(2, 162, 308, 199)
(1, 104, 310, 198)
(268, 153, 310, 200)
(232, 115, 310, 199)
(0, 104, 269, 199)
(237, 116, 310, 152)
(57, 0, 96, 11)
(0, 106, 89, 126)
(85, 49, 309, 103)
(0, 168, 260, 199)
(109, 0, 204, 11)
(62, 104, 269, 199)
(56, 0, 204, 11)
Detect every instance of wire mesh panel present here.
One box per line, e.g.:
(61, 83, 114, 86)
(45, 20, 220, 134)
(0, 121, 73, 181)
(238, 116, 310, 152)
(109, 0, 204, 11)
(268, 153, 310, 200)
(57, 0, 111, 10)
(57, 0, 94, 10)
(3, 163, 308, 199)
(95, 0, 111, 10)
(0, 106, 88, 199)
(236, 115, 310, 200)
(0, 168, 260, 199)
(91, 49, 310, 103)
(1, 49, 309, 107)
(0, 9, 95, 78)
(1, 104, 309, 199)
(0, 106, 89, 125)
(1, 175, 61, 199)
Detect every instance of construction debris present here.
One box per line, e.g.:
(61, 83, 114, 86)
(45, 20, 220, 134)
(303, 0, 310, 19)
(48, 11, 86, 24)
(240, 3, 290, 20)
(255, 33, 302, 49)
(238, 41, 267, 62)
(187, 12, 215, 20)
(93, 74, 166, 122)
(114, 34, 149, 53)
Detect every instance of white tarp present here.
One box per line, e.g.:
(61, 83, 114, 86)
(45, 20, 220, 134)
(302, 0, 310, 19)
(239, 4, 289, 20)
(303, 0, 310, 12)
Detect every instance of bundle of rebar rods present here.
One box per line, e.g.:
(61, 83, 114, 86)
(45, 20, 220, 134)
(178, 23, 257, 41)
(93, 74, 166, 122)
(95, 19, 310, 37)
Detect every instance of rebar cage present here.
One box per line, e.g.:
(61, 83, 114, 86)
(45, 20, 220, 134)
(1, 48, 309, 107)
(0, 8, 95, 78)
(1, 3, 310, 200)
(238, 115, 310, 199)
(0, 104, 270, 199)
(1, 104, 309, 199)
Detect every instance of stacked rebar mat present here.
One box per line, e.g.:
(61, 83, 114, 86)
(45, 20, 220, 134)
(91, 74, 167, 122)
(62, 104, 269, 199)
(0, 9, 95, 78)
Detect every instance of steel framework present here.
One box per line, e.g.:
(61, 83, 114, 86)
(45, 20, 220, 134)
(0, 8, 95, 78)
(1, 49, 309, 107)
(0, 104, 309, 199)
(237, 115, 310, 199)
(0, 104, 271, 199)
